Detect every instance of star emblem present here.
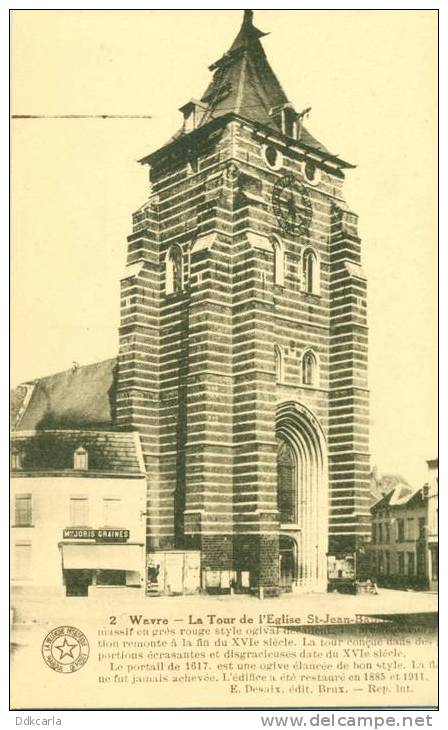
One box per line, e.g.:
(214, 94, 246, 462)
(54, 637, 79, 660)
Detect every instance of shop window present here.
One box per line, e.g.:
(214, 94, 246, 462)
(103, 498, 122, 527)
(15, 494, 32, 527)
(302, 248, 320, 295)
(272, 236, 285, 286)
(274, 345, 284, 383)
(14, 541, 31, 579)
(70, 497, 89, 527)
(165, 245, 183, 295)
(302, 350, 318, 387)
(74, 447, 88, 470)
(96, 570, 126, 586)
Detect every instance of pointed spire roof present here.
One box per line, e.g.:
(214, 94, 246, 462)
(194, 10, 327, 152)
(142, 11, 349, 166)
(229, 10, 269, 52)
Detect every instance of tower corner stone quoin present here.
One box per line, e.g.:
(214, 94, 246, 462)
(115, 10, 370, 596)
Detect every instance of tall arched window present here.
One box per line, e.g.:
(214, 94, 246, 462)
(272, 236, 285, 286)
(277, 436, 296, 524)
(165, 245, 183, 295)
(274, 345, 284, 383)
(302, 350, 318, 387)
(302, 248, 319, 294)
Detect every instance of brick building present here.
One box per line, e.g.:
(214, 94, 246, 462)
(115, 10, 370, 595)
(11, 11, 370, 597)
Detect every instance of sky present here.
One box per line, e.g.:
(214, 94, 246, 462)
(11, 9, 437, 487)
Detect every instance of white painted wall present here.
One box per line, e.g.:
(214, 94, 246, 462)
(11, 474, 146, 593)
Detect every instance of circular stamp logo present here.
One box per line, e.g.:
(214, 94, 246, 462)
(42, 626, 89, 673)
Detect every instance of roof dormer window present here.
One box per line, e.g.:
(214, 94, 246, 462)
(74, 447, 88, 471)
(179, 99, 208, 134)
(270, 104, 299, 140)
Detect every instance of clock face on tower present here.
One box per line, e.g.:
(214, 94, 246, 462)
(272, 174, 312, 236)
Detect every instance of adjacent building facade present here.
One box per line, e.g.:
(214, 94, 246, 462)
(369, 459, 438, 591)
(11, 11, 371, 596)
(11, 364, 147, 598)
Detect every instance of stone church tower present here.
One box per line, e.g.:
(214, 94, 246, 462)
(115, 11, 370, 595)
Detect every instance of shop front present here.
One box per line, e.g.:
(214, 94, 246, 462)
(60, 529, 145, 597)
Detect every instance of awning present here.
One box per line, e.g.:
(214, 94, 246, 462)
(61, 543, 144, 572)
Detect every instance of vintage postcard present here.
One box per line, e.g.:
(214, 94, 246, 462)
(10, 9, 438, 711)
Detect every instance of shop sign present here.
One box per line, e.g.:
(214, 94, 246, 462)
(62, 528, 130, 542)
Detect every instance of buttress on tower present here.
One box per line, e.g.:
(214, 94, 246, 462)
(115, 11, 370, 596)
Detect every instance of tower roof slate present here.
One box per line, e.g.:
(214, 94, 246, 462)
(211, 13, 325, 151)
(198, 10, 327, 153)
(143, 10, 342, 165)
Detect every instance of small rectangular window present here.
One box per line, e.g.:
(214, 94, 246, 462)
(70, 497, 89, 526)
(103, 498, 122, 527)
(15, 495, 32, 526)
(14, 542, 31, 579)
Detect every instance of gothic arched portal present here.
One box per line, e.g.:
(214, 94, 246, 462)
(276, 402, 329, 592)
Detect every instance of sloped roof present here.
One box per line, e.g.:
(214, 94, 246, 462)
(11, 430, 144, 475)
(11, 384, 31, 429)
(146, 10, 334, 164)
(12, 358, 118, 432)
(197, 11, 327, 152)
(371, 483, 422, 513)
